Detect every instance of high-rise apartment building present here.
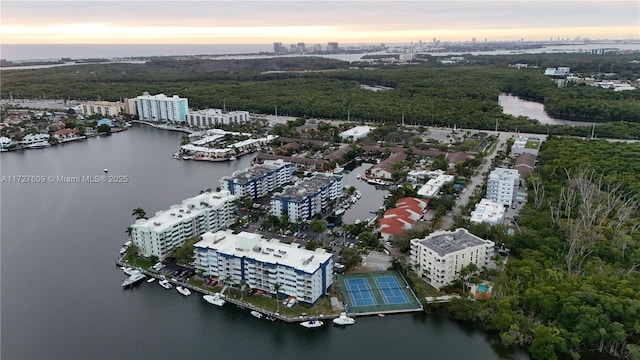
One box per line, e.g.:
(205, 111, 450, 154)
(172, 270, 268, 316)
(135, 92, 188, 123)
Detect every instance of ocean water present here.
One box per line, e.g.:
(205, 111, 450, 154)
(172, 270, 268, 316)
(1, 43, 274, 61)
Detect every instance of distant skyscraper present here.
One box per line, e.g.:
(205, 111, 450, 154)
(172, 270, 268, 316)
(297, 42, 305, 52)
(327, 42, 339, 52)
(273, 42, 286, 54)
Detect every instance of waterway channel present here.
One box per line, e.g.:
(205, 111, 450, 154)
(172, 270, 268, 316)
(1, 125, 528, 359)
(498, 93, 596, 126)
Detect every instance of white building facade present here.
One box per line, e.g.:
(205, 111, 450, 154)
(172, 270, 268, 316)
(20, 133, 50, 145)
(220, 159, 293, 200)
(486, 168, 520, 206)
(187, 109, 250, 128)
(339, 126, 374, 141)
(81, 101, 123, 117)
(135, 93, 188, 123)
(193, 230, 334, 304)
(271, 173, 343, 223)
(131, 190, 238, 260)
(470, 198, 506, 225)
(410, 228, 495, 289)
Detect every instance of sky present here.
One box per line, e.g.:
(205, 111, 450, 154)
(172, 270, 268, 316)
(1, 1, 639, 44)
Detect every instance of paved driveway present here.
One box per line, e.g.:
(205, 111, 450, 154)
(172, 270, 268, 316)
(439, 133, 506, 230)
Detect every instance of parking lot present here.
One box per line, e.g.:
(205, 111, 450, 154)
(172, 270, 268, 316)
(152, 257, 196, 281)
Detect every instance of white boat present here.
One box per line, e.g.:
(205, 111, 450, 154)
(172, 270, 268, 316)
(103, 169, 109, 173)
(119, 246, 127, 255)
(146, 277, 156, 283)
(122, 272, 146, 288)
(332, 312, 356, 326)
(300, 318, 324, 328)
(333, 166, 344, 174)
(203, 294, 226, 307)
(28, 141, 51, 149)
(122, 267, 139, 276)
(250, 310, 263, 319)
(159, 279, 173, 290)
(229, 156, 237, 161)
(176, 286, 191, 296)
(334, 208, 345, 216)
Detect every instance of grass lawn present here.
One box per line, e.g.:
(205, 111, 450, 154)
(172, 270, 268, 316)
(525, 141, 540, 149)
(186, 278, 342, 318)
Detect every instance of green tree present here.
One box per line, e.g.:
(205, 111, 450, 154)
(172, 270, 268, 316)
(132, 207, 146, 219)
(96, 124, 111, 134)
(273, 282, 282, 314)
(171, 236, 200, 265)
(339, 247, 361, 269)
(309, 219, 327, 241)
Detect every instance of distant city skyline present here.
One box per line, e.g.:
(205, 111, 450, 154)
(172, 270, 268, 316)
(1, 1, 638, 45)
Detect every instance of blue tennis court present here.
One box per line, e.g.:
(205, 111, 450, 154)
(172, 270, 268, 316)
(344, 278, 377, 307)
(374, 276, 410, 305)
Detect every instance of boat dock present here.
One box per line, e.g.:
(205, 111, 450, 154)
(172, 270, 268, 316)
(115, 258, 339, 324)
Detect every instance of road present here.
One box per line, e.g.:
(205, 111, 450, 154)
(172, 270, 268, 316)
(438, 132, 508, 230)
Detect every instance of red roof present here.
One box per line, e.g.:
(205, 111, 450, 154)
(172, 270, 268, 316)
(396, 197, 428, 209)
(379, 218, 407, 234)
(53, 128, 76, 135)
(383, 208, 417, 223)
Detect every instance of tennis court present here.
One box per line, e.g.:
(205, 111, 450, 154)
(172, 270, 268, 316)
(336, 270, 423, 315)
(374, 276, 409, 305)
(344, 278, 377, 306)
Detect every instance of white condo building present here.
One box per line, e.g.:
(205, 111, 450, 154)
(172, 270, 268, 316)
(470, 198, 506, 225)
(417, 173, 455, 198)
(220, 159, 293, 200)
(271, 173, 343, 223)
(135, 92, 188, 123)
(486, 168, 520, 206)
(193, 230, 334, 304)
(131, 190, 238, 260)
(339, 126, 374, 141)
(188, 109, 250, 128)
(410, 228, 495, 289)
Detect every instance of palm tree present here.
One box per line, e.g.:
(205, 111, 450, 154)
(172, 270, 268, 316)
(125, 226, 132, 237)
(239, 279, 247, 302)
(132, 207, 146, 220)
(273, 282, 282, 314)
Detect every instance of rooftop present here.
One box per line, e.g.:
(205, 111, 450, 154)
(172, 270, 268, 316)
(415, 228, 492, 257)
(195, 230, 332, 273)
(224, 159, 290, 184)
(132, 190, 237, 232)
(470, 199, 505, 224)
(273, 173, 341, 202)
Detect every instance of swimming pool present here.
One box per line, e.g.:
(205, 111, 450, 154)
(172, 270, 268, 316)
(476, 284, 489, 292)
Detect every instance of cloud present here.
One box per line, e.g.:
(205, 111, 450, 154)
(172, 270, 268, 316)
(1, 1, 638, 43)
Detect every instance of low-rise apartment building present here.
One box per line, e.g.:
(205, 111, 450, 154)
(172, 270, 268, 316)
(486, 168, 519, 206)
(470, 198, 506, 225)
(271, 173, 343, 223)
(187, 109, 250, 128)
(131, 190, 238, 260)
(410, 228, 495, 289)
(220, 159, 293, 200)
(193, 230, 333, 304)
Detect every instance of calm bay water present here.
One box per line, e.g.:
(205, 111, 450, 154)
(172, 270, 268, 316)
(1, 125, 526, 360)
(498, 94, 596, 126)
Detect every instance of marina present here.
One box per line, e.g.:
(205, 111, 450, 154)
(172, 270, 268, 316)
(1, 125, 522, 360)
